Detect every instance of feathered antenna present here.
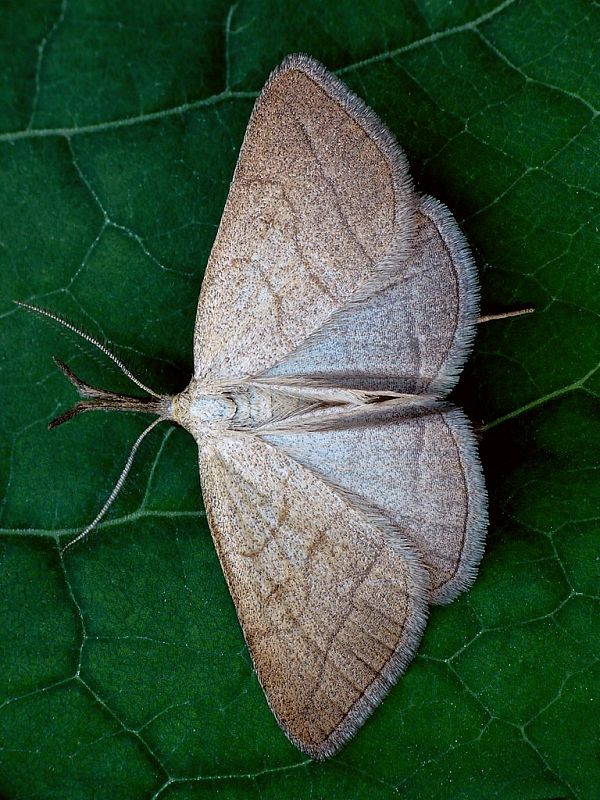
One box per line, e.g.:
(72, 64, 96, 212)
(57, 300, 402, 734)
(14, 301, 162, 397)
(60, 416, 166, 555)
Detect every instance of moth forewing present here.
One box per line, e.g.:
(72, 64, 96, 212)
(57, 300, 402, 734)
(192, 54, 417, 384)
(197, 432, 429, 759)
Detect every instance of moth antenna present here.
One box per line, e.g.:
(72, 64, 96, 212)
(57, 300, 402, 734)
(478, 307, 534, 323)
(14, 300, 162, 399)
(61, 416, 165, 555)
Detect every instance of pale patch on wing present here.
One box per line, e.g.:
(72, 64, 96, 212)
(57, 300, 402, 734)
(262, 195, 480, 397)
(199, 433, 428, 758)
(262, 406, 487, 604)
(194, 55, 415, 383)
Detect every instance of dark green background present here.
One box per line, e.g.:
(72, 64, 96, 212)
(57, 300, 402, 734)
(1, 1, 598, 797)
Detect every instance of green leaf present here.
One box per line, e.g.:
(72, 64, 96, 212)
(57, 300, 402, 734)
(1, 1, 598, 797)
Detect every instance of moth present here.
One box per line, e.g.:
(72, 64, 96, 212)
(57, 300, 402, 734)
(22, 55, 488, 759)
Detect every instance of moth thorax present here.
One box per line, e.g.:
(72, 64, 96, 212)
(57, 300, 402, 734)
(172, 387, 236, 433)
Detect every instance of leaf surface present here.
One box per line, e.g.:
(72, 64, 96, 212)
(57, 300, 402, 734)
(1, 1, 598, 797)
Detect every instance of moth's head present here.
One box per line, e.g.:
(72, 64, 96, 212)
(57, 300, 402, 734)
(171, 387, 192, 430)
